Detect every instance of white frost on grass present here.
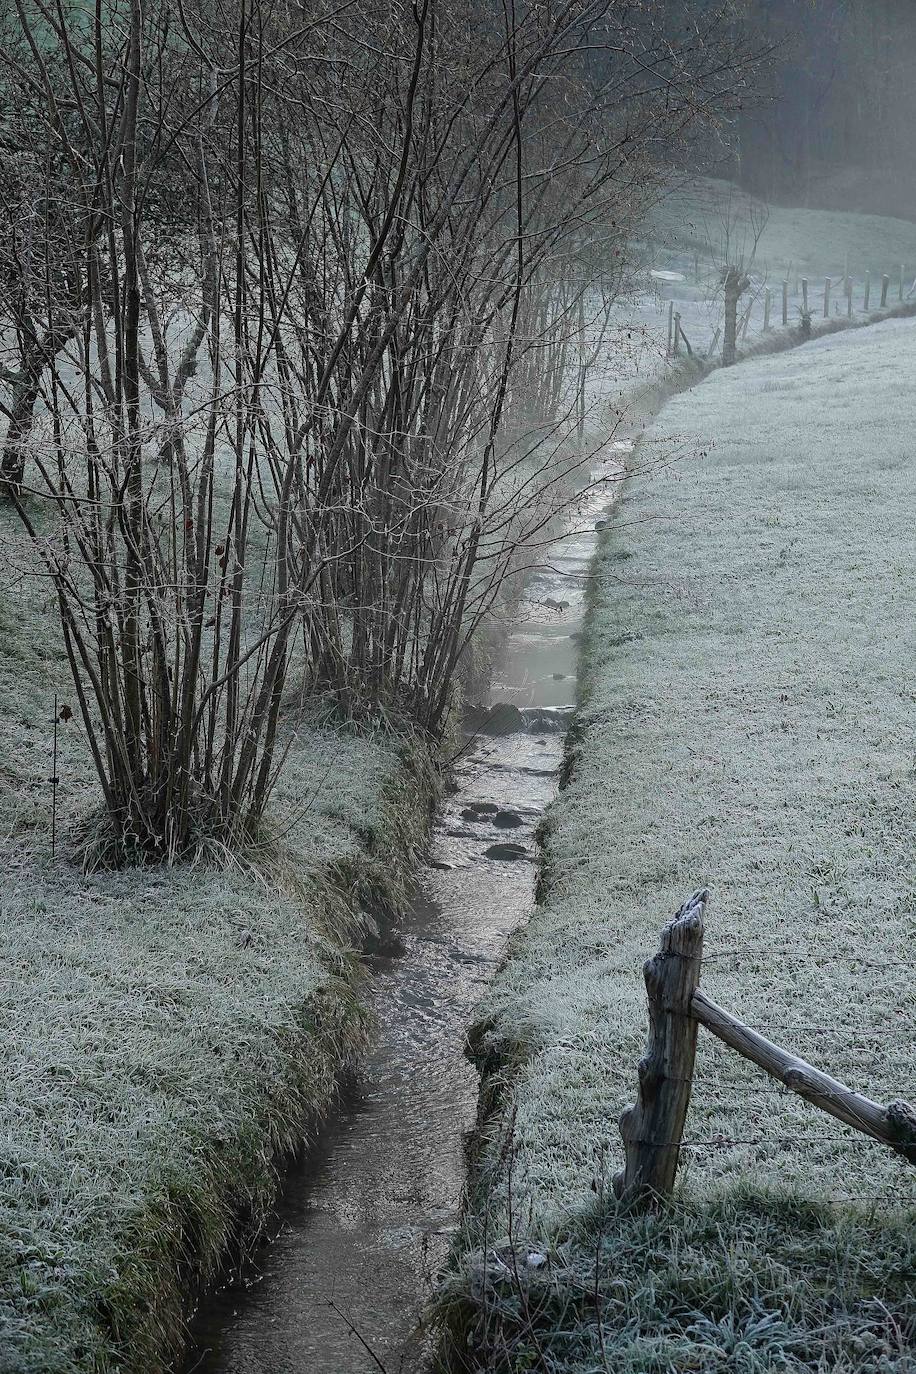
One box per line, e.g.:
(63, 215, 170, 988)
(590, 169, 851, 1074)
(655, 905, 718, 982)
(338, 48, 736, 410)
(573, 177, 916, 437)
(648, 176, 916, 279)
(0, 511, 422, 1371)
(452, 316, 916, 1372)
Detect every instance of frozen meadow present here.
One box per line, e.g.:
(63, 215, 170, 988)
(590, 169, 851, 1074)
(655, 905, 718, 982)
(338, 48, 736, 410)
(446, 315, 916, 1373)
(2, 177, 916, 1373)
(0, 569, 429, 1372)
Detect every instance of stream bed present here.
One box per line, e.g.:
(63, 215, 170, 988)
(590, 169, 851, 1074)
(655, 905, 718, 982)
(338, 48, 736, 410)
(184, 445, 628, 1374)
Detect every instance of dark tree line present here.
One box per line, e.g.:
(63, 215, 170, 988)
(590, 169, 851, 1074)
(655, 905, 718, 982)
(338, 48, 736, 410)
(732, 0, 916, 218)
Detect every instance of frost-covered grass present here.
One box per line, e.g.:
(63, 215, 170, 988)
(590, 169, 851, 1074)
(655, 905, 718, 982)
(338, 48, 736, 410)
(647, 176, 916, 280)
(579, 177, 916, 429)
(442, 317, 916, 1372)
(0, 513, 432, 1371)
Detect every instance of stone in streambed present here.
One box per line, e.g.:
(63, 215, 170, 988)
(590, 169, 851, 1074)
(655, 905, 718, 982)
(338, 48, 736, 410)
(492, 810, 523, 829)
(464, 702, 525, 736)
(484, 841, 528, 861)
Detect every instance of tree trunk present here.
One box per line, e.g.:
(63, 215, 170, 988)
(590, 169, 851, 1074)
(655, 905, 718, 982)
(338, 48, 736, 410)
(0, 325, 73, 494)
(722, 267, 748, 367)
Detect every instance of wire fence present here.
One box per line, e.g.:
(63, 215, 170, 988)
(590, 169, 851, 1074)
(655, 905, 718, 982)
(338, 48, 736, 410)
(662, 257, 915, 363)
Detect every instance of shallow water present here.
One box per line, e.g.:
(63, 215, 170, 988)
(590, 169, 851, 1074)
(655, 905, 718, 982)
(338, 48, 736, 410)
(184, 452, 626, 1374)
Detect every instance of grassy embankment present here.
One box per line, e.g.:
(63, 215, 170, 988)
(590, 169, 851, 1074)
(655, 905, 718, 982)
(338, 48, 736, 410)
(442, 315, 916, 1372)
(0, 505, 434, 1372)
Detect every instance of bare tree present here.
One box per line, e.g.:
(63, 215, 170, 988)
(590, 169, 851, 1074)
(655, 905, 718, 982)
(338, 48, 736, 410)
(0, 0, 752, 866)
(694, 183, 770, 364)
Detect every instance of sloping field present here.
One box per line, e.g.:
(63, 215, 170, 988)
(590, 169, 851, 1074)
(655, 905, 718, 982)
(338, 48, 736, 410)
(647, 176, 916, 280)
(583, 177, 916, 419)
(444, 317, 916, 1372)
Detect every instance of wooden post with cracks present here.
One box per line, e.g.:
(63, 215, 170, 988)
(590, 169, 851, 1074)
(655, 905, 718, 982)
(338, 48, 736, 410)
(616, 889, 916, 1209)
(613, 889, 706, 1203)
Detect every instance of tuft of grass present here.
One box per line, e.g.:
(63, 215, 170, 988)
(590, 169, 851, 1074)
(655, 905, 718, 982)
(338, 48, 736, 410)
(440, 1183, 916, 1373)
(440, 316, 916, 1372)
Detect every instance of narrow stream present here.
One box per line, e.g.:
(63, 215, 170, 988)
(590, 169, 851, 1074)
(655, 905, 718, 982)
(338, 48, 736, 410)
(185, 443, 629, 1374)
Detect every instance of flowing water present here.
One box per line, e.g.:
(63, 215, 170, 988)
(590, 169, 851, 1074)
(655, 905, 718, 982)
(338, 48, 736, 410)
(184, 444, 629, 1374)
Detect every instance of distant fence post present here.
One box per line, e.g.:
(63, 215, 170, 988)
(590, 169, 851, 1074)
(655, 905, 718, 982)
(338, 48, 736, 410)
(740, 299, 752, 341)
(801, 278, 808, 313)
(667, 300, 674, 356)
(673, 311, 682, 357)
(823, 277, 831, 318)
(881, 274, 890, 307)
(864, 271, 871, 311)
(900, 263, 906, 302)
(614, 890, 707, 1204)
(763, 287, 771, 331)
(846, 278, 853, 317)
(781, 280, 788, 325)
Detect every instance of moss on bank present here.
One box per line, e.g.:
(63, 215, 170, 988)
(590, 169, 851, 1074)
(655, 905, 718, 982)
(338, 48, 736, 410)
(439, 317, 916, 1372)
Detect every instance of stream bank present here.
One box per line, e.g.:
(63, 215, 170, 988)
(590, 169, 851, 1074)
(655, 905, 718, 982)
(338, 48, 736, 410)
(182, 436, 626, 1373)
(180, 293, 916, 1374)
(437, 315, 916, 1374)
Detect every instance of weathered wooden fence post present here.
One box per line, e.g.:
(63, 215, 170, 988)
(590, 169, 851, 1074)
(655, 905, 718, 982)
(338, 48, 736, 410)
(763, 287, 771, 331)
(667, 300, 674, 356)
(781, 279, 788, 325)
(801, 278, 808, 313)
(881, 274, 890, 307)
(823, 277, 831, 317)
(614, 890, 707, 1204)
(864, 270, 871, 311)
(722, 267, 747, 366)
(900, 263, 905, 302)
(673, 311, 682, 357)
(740, 299, 752, 341)
(846, 278, 853, 316)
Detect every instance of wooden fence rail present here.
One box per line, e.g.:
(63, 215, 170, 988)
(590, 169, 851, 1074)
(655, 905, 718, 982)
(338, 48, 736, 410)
(614, 890, 916, 1205)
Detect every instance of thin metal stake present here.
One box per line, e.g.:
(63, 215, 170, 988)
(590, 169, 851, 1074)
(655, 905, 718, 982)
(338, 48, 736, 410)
(51, 694, 59, 859)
